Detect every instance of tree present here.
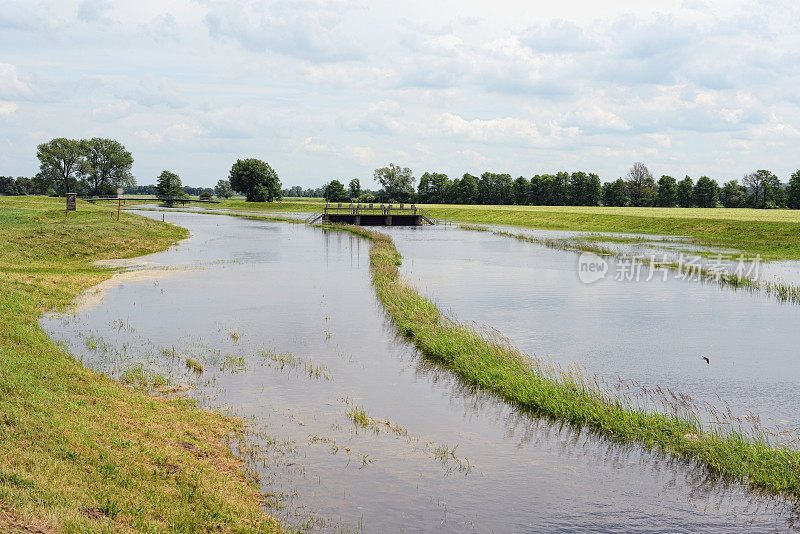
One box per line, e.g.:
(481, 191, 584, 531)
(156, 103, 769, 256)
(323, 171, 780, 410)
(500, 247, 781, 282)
(529, 175, 545, 205)
(677, 176, 694, 207)
(375, 163, 414, 203)
(348, 179, 361, 200)
(79, 138, 134, 196)
(655, 175, 677, 207)
(477, 172, 513, 204)
(762, 172, 785, 208)
(36, 138, 86, 195)
(602, 178, 628, 206)
(569, 172, 588, 205)
(742, 170, 766, 207)
(513, 176, 529, 205)
(625, 162, 655, 206)
(214, 179, 233, 199)
(418, 172, 451, 204)
(787, 170, 800, 210)
(323, 180, 349, 202)
(155, 170, 184, 206)
(585, 173, 602, 206)
(693, 176, 719, 208)
(228, 158, 282, 202)
(199, 189, 213, 200)
(720, 180, 747, 208)
(452, 174, 478, 204)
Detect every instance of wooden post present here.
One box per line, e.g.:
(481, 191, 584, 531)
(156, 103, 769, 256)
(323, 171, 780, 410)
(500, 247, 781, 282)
(117, 198, 121, 221)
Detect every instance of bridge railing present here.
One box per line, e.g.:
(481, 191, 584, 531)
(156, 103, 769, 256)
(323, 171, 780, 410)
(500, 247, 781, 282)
(323, 203, 426, 216)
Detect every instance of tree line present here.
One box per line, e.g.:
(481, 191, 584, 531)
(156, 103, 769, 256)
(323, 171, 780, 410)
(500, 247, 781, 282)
(2, 140, 285, 204)
(315, 162, 800, 209)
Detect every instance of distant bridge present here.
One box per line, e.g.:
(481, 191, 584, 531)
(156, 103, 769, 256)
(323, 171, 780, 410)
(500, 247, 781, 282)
(306, 203, 435, 226)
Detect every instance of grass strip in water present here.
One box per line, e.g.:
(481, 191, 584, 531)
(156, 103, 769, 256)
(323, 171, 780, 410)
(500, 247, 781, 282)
(466, 225, 800, 305)
(0, 196, 278, 533)
(317, 222, 800, 501)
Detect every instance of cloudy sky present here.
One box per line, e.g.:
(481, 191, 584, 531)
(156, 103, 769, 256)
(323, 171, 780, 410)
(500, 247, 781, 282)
(1, 0, 799, 189)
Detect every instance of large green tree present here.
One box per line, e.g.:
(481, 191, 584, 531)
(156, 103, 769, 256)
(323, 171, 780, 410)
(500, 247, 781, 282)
(692, 176, 719, 208)
(513, 176, 529, 205)
(36, 138, 86, 195)
(323, 180, 349, 202)
(348, 179, 361, 200)
(214, 179, 233, 199)
(79, 138, 134, 195)
(625, 162, 656, 206)
(677, 176, 694, 207)
(787, 170, 800, 209)
(421, 172, 451, 204)
(655, 175, 677, 207)
(375, 163, 414, 203)
(155, 170, 184, 206)
(602, 178, 628, 206)
(720, 180, 748, 208)
(228, 158, 282, 202)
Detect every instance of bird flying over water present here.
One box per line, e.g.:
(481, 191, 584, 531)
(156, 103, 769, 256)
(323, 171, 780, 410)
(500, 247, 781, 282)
(701, 356, 710, 364)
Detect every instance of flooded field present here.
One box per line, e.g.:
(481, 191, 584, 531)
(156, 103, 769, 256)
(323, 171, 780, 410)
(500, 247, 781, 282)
(43, 212, 800, 532)
(388, 225, 800, 433)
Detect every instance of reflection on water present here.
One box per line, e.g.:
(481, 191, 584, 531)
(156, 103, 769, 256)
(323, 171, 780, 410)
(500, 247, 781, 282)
(43, 212, 799, 532)
(388, 224, 800, 434)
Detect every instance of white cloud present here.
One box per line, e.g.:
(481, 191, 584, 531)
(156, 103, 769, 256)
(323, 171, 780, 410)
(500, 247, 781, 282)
(90, 100, 131, 121)
(0, 101, 18, 117)
(1, 0, 799, 185)
(77, 0, 113, 23)
(136, 122, 204, 144)
(299, 137, 332, 154)
(345, 146, 376, 165)
(0, 64, 30, 98)
(87, 75, 187, 109)
(456, 149, 489, 169)
(203, 0, 364, 62)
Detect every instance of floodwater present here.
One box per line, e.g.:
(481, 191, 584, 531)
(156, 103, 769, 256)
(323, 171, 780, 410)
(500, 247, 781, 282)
(42, 211, 799, 532)
(387, 225, 800, 433)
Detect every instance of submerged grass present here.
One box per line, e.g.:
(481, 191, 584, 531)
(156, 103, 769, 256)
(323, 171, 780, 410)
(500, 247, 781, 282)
(313, 222, 800, 501)
(0, 196, 278, 533)
(261, 350, 331, 380)
(471, 226, 800, 305)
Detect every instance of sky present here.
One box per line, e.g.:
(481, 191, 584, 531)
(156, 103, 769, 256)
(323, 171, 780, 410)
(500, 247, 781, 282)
(1, 0, 799, 189)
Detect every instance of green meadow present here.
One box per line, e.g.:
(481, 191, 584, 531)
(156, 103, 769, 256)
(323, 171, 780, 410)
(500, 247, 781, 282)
(0, 197, 277, 533)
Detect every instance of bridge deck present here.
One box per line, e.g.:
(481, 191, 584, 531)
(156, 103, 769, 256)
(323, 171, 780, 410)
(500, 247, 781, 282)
(310, 204, 434, 226)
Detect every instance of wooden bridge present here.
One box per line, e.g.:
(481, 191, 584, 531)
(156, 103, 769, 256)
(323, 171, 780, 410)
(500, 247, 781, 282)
(306, 203, 435, 226)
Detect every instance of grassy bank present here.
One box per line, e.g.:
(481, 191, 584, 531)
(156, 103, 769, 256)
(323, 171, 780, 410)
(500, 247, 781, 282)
(315, 222, 800, 500)
(0, 197, 277, 533)
(179, 199, 800, 261)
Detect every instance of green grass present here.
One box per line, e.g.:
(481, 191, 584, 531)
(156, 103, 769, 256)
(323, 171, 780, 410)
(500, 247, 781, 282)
(0, 196, 278, 533)
(315, 222, 800, 501)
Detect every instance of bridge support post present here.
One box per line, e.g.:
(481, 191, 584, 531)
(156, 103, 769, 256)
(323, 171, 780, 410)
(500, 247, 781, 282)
(385, 215, 392, 226)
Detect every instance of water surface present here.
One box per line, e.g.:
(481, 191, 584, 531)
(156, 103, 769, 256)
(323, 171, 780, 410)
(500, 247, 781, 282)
(42, 212, 799, 532)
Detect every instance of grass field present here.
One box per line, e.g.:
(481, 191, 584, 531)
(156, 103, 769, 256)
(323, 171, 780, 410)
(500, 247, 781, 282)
(313, 222, 800, 504)
(0, 197, 277, 533)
